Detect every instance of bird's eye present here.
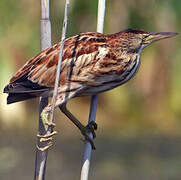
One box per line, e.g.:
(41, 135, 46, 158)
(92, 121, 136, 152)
(143, 35, 149, 41)
(141, 35, 149, 44)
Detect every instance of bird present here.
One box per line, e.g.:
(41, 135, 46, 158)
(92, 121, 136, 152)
(3, 29, 177, 149)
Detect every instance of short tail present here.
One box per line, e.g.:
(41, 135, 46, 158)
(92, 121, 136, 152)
(3, 77, 51, 104)
(7, 93, 37, 104)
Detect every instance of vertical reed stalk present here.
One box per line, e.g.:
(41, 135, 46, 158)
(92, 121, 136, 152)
(34, 0, 51, 179)
(80, 0, 106, 180)
(34, 0, 69, 179)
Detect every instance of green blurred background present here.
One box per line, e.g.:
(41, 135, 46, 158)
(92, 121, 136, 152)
(1, 0, 181, 179)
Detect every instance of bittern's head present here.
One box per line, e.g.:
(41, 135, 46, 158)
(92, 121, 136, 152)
(119, 29, 178, 53)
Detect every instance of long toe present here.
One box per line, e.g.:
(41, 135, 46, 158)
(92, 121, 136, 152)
(85, 121, 98, 138)
(80, 124, 97, 149)
(88, 121, 98, 130)
(84, 133, 96, 150)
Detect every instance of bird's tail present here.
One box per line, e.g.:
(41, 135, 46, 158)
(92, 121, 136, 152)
(3, 80, 50, 104)
(6, 93, 37, 104)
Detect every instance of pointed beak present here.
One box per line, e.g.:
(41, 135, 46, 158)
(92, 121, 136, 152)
(144, 32, 178, 44)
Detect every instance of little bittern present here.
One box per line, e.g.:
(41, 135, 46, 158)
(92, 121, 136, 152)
(4, 29, 177, 149)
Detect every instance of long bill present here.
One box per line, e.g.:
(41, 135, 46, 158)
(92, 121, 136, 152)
(145, 31, 178, 43)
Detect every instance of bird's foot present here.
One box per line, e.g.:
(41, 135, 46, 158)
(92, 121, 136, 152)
(37, 131, 58, 151)
(37, 107, 57, 151)
(81, 121, 98, 150)
(37, 131, 58, 142)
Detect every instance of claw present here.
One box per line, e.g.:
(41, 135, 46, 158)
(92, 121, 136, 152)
(36, 131, 57, 151)
(58, 105, 97, 150)
(45, 122, 56, 128)
(37, 131, 57, 150)
(38, 106, 57, 151)
(85, 121, 98, 138)
(37, 131, 58, 138)
(84, 133, 96, 150)
(36, 141, 53, 151)
(81, 121, 98, 150)
(91, 121, 98, 130)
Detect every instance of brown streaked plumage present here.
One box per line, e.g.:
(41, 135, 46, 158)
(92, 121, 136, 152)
(3, 29, 177, 149)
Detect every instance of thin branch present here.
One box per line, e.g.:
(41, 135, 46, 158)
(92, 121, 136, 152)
(34, 0, 51, 180)
(34, 0, 69, 179)
(48, 0, 69, 135)
(80, 0, 106, 180)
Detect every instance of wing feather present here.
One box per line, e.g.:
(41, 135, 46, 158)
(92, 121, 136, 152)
(8, 32, 107, 89)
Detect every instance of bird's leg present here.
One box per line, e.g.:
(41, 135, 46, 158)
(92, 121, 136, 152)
(37, 105, 58, 151)
(59, 104, 97, 150)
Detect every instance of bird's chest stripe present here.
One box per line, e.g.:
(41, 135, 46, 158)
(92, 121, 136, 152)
(104, 54, 139, 84)
(119, 54, 140, 83)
